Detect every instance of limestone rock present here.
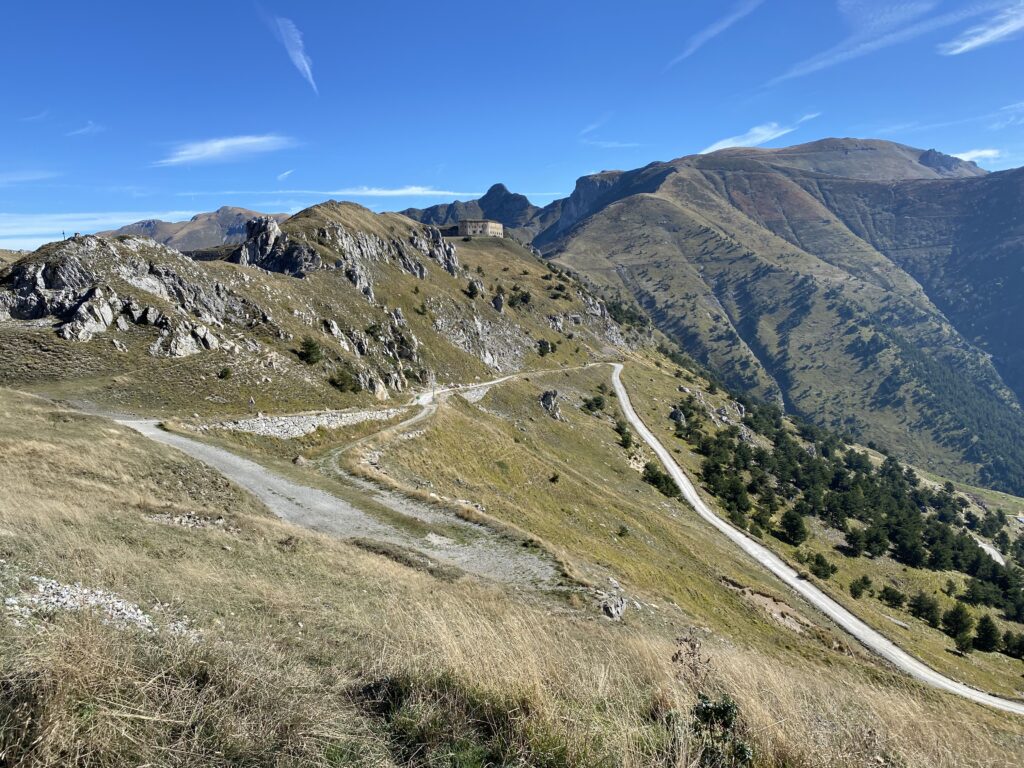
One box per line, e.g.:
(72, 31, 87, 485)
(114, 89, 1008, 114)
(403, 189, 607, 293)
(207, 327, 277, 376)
(540, 390, 563, 420)
(601, 595, 626, 621)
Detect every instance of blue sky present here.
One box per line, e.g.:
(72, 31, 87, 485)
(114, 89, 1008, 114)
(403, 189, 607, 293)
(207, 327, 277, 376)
(2, 0, 1023, 249)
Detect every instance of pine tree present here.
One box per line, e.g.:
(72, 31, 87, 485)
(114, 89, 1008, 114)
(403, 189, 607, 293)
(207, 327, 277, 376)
(908, 591, 941, 628)
(779, 508, 807, 545)
(974, 614, 1001, 652)
(844, 527, 866, 557)
(941, 602, 975, 642)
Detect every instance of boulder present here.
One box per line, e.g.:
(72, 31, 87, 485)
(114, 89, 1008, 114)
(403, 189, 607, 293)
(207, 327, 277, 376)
(540, 390, 563, 420)
(601, 595, 626, 621)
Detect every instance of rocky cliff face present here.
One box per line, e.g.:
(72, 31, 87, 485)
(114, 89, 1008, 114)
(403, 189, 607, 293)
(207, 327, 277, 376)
(0, 203, 631, 411)
(0, 236, 257, 356)
(231, 216, 459, 303)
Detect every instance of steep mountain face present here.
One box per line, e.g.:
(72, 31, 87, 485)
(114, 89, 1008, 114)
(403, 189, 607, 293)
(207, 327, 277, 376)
(99, 207, 288, 251)
(518, 139, 1024, 493)
(402, 183, 548, 240)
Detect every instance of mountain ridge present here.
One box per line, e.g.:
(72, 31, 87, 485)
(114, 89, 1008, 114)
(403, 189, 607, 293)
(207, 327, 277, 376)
(99, 206, 288, 251)
(402, 138, 1023, 493)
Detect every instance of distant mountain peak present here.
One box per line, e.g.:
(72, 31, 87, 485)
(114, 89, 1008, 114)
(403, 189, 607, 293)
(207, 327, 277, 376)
(401, 183, 542, 234)
(100, 207, 288, 251)
(698, 137, 986, 181)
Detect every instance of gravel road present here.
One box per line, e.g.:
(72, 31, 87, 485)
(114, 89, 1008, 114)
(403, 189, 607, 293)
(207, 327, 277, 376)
(119, 419, 556, 588)
(611, 362, 1024, 716)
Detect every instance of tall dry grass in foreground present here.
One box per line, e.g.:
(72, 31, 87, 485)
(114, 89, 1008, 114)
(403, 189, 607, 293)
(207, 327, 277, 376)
(1, 389, 1022, 766)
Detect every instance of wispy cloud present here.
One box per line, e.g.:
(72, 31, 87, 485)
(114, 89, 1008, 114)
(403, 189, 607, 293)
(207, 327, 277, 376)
(0, 210, 197, 250)
(701, 113, 820, 154)
(275, 17, 318, 94)
(991, 100, 1024, 128)
(769, 2, 999, 84)
(667, 0, 765, 69)
(579, 114, 611, 136)
(277, 169, 294, 181)
(0, 170, 60, 187)
(174, 185, 483, 198)
(871, 99, 1024, 135)
(66, 120, 104, 136)
(953, 148, 1002, 162)
(581, 138, 642, 149)
(940, 1, 1024, 53)
(154, 135, 295, 167)
(19, 110, 49, 122)
(325, 185, 484, 197)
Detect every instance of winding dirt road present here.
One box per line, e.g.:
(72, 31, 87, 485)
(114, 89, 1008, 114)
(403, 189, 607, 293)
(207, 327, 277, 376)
(610, 362, 1024, 715)
(116, 362, 1024, 714)
(118, 418, 556, 587)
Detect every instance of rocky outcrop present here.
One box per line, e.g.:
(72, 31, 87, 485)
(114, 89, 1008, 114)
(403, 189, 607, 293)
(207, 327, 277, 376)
(231, 218, 460, 302)
(0, 249, 99, 322)
(432, 303, 531, 372)
(0, 236, 249, 355)
(540, 390, 563, 420)
(601, 594, 626, 621)
(58, 286, 118, 341)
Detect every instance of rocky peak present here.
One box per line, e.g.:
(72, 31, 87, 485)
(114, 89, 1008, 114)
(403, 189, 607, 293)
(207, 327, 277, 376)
(918, 148, 984, 177)
(230, 215, 460, 303)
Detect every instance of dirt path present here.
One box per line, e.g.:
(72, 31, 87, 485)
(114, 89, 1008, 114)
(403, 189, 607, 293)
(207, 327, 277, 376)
(611, 362, 1024, 716)
(118, 418, 557, 588)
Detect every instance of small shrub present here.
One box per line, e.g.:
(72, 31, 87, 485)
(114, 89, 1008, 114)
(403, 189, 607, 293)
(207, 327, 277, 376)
(908, 591, 942, 627)
(777, 508, 807, 545)
(643, 462, 679, 499)
(879, 585, 906, 609)
(974, 614, 1001, 652)
(614, 418, 633, 449)
(692, 694, 754, 767)
(806, 552, 837, 580)
(297, 336, 323, 365)
(329, 369, 362, 393)
(217, 366, 232, 380)
(849, 575, 872, 599)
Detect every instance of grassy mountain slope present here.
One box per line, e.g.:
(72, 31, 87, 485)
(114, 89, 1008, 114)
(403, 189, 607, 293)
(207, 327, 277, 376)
(529, 140, 1024, 494)
(5, 380, 1024, 765)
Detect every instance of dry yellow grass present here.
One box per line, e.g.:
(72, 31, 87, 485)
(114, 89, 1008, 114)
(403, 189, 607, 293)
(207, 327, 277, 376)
(1, 388, 1023, 766)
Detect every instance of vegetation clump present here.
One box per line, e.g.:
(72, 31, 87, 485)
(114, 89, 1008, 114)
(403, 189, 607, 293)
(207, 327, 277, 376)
(643, 461, 680, 499)
(329, 368, 362, 393)
(297, 336, 324, 365)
